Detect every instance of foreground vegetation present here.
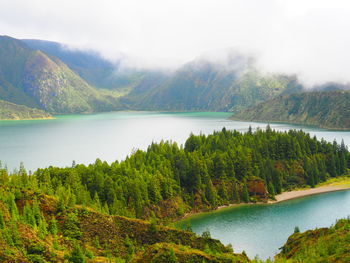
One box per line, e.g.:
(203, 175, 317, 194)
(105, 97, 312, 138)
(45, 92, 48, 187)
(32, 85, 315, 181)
(0, 127, 349, 262)
(274, 218, 350, 263)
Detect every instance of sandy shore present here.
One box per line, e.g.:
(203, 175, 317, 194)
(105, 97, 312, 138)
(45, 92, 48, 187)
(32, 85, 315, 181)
(270, 185, 350, 203)
(180, 182, 350, 220)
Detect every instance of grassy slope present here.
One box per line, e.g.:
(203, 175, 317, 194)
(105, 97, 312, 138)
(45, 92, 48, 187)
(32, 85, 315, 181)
(0, 99, 51, 120)
(275, 219, 350, 263)
(232, 91, 350, 130)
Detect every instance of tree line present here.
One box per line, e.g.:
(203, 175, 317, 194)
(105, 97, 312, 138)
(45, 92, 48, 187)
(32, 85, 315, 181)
(1, 126, 349, 220)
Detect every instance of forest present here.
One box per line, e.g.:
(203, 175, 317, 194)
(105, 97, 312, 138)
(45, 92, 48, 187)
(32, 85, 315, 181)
(4, 126, 350, 221)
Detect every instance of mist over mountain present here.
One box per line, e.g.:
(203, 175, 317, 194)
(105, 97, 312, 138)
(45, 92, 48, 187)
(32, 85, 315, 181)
(1, 35, 350, 127)
(0, 36, 124, 114)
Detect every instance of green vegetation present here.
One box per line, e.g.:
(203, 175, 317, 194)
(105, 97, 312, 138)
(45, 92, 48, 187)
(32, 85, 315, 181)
(0, 35, 125, 114)
(33, 127, 350, 221)
(233, 91, 350, 130)
(273, 218, 350, 263)
(3, 36, 305, 115)
(128, 66, 301, 112)
(0, 128, 349, 262)
(0, 176, 246, 262)
(0, 99, 52, 120)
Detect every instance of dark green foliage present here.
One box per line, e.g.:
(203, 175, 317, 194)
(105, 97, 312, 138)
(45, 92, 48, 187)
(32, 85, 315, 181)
(29, 127, 350, 221)
(63, 211, 82, 239)
(68, 242, 86, 263)
(293, 226, 300, 233)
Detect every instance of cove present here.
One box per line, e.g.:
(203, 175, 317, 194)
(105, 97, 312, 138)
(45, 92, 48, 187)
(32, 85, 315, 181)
(0, 111, 350, 171)
(177, 189, 350, 260)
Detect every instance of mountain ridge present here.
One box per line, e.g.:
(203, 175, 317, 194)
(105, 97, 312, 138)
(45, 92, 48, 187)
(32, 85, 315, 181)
(232, 90, 350, 130)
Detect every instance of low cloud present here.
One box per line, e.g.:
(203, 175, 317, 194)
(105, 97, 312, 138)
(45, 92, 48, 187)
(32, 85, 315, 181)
(1, 0, 350, 86)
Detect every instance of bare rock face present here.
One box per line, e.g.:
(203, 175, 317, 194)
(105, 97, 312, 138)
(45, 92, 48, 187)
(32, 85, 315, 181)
(247, 178, 268, 199)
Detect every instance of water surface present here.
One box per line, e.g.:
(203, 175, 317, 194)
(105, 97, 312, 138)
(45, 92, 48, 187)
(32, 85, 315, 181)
(177, 189, 350, 259)
(0, 111, 349, 171)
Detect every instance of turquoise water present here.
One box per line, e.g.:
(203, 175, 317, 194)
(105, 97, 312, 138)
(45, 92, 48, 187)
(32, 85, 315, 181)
(0, 111, 349, 171)
(177, 189, 350, 259)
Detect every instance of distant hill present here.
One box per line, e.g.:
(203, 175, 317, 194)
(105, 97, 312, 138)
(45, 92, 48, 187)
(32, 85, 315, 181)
(23, 39, 150, 92)
(126, 57, 302, 112)
(0, 36, 308, 115)
(24, 39, 307, 113)
(0, 35, 125, 114)
(232, 91, 350, 129)
(0, 99, 51, 120)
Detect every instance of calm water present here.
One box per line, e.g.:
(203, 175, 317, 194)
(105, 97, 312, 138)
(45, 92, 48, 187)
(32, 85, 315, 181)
(178, 189, 350, 259)
(0, 111, 349, 171)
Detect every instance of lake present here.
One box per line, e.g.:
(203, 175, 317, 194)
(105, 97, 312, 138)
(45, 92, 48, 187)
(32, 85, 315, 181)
(1, 111, 350, 259)
(1, 111, 349, 171)
(177, 189, 350, 260)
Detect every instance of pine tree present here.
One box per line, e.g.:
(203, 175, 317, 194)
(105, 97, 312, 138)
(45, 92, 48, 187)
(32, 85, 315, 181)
(242, 183, 249, 203)
(69, 242, 86, 263)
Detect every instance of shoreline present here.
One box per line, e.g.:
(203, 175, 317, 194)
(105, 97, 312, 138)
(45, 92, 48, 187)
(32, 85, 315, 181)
(270, 185, 350, 203)
(180, 179, 350, 221)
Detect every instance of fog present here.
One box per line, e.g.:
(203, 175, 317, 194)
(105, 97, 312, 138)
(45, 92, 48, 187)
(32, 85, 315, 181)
(1, 0, 350, 86)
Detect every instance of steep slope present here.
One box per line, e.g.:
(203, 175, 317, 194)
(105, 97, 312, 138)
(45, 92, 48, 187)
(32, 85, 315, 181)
(0, 36, 124, 114)
(275, 219, 350, 263)
(23, 39, 164, 93)
(0, 99, 51, 120)
(232, 91, 350, 130)
(128, 56, 302, 112)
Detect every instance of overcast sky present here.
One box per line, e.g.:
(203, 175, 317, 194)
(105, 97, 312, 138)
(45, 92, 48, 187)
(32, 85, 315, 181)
(2, 0, 350, 86)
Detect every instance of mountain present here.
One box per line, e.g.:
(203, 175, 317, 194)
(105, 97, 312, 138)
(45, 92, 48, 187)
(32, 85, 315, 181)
(232, 90, 350, 130)
(22, 39, 305, 113)
(23, 39, 151, 92)
(0, 36, 124, 114)
(125, 55, 302, 112)
(0, 99, 51, 120)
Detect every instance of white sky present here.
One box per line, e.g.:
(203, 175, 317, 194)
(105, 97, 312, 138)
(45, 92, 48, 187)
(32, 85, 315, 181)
(2, 0, 350, 85)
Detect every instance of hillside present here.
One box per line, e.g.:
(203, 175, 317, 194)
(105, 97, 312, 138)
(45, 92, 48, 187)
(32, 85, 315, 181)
(0, 188, 248, 263)
(23, 39, 154, 92)
(275, 219, 350, 262)
(0, 99, 51, 120)
(21, 38, 304, 113)
(232, 91, 350, 130)
(0, 36, 125, 114)
(126, 57, 302, 112)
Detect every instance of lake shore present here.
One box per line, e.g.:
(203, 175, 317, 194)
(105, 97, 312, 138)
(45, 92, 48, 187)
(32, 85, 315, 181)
(270, 184, 350, 203)
(180, 176, 350, 221)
